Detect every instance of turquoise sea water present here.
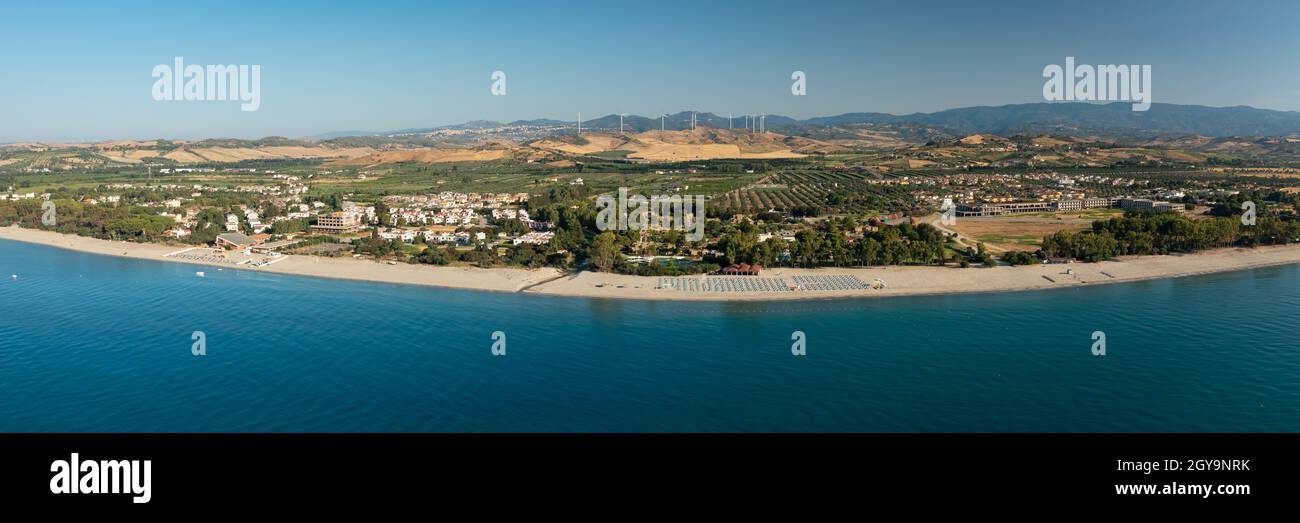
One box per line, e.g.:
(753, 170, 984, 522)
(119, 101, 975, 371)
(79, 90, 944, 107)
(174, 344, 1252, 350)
(2, 239, 1299, 432)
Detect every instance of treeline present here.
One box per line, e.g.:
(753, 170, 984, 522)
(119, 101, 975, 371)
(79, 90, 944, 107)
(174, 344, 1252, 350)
(0, 198, 304, 245)
(1206, 190, 1300, 219)
(711, 218, 949, 269)
(1041, 210, 1300, 262)
(0, 199, 175, 242)
(415, 242, 560, 269)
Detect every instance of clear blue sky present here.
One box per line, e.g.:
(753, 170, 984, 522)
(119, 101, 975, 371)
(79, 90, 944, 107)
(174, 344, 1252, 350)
(2, 0, 1297, 142)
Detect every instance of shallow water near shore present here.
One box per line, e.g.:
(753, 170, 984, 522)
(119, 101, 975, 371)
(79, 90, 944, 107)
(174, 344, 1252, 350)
(2, 238, 1300, 432)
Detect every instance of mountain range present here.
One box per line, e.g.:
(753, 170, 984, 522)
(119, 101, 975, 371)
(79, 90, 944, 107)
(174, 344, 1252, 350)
(334, 103, 1300, 141)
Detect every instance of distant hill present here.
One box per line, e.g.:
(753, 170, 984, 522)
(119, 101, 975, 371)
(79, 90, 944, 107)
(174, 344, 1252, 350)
(783, 103, 1300, 138)
(577, 112, 777, 133)
(528, 128, 843, 161)
(305, 103, 1300, 144)
(310, 130, 385, 140)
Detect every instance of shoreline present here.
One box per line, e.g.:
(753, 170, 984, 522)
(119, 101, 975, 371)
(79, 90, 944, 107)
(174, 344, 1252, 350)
(0, 225, 562, 295)
(4, 224, 1300, 301)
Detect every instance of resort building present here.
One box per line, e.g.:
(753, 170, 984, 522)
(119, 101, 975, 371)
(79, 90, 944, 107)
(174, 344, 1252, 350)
(1119, 198, 1155, 210)
(215, 232, 255, 250)
(1116, 198, 1181, 212)
(1054, 199, 1084, 212)
(958, 197, 1123, 216)
(377, 229, 420, 243)
(312, 212, 363, 234)
(512, 231, 554, 245)
(1082, 198, 1114, 209)
(955, 202, 1053, 217)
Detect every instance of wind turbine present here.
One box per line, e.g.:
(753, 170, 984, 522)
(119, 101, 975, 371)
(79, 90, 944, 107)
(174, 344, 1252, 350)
(577, 112, 582, 135)
(619, 113, 626, 134)
(728, 113, 733, 129)
(660, 113, 666, 133)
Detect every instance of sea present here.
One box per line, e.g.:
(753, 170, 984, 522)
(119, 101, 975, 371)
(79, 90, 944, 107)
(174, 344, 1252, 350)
(2, 239, 1298, 432)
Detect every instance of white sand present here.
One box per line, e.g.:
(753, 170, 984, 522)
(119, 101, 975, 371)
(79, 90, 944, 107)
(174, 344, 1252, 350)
(529, 248, 1300, 300)
(5, 224, 1300, 301)
(0, 225, 561, 293)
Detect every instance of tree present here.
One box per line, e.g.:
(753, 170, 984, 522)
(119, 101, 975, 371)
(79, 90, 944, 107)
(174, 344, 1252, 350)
(792, 230, 822, 268)
(589, 232, 620, 272)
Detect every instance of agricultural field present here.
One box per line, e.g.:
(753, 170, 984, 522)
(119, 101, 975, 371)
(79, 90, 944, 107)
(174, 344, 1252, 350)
(305, 158, 768, 202)
(712, 169, 928, 215)
(1, 161, 324, 194)
(947, 212, 1120, 252)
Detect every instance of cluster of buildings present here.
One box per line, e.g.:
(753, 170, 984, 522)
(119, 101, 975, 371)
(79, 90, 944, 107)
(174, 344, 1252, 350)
(490, 208, 529, 221)
(370, 226, 554, 247)
(511, 231, 554, 245)
(155, 166, 275, 175)
(391, 207, 479, 227)
(2, 191, 43, 201)
(954, 197, 1181, 217)
(384, 192, 528, 209)
(310, 203, 375, 234)
(229, 183, 309, 196)
(383, 192, 535, 229)
(310, 191, 554, 247)
(876, 171, 1149, 193)
(100, 181, 307, 198)
(376, 228, 496, 245)
(858, 171, 1195, 217)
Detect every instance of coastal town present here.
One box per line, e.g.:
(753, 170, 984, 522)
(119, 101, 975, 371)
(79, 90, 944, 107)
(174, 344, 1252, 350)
(4, 101, 1300, 301)
(4, 144, 1300, 300)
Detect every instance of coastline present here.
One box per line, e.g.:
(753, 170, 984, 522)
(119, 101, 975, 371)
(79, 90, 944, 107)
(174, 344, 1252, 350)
(0, 225, 561, 294)
(5, 224, 1300, 301)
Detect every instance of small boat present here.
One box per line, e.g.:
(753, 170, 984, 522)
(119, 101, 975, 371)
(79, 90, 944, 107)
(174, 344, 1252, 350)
(196, 271, 205, 277)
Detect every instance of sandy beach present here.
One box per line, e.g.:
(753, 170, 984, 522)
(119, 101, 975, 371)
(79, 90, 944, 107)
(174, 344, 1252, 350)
(0, 225, 562, 293)
(5, 224, 1300, 301)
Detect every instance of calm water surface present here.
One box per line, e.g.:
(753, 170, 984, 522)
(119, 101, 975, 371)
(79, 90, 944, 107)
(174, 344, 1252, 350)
(2, 239, 1298, 432)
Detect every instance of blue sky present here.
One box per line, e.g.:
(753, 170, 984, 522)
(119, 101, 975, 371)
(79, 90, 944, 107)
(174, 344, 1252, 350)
(2, 0, 1298, 142)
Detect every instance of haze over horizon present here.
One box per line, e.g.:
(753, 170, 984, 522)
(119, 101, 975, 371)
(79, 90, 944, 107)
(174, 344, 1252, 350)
(3, 0, 1298, 142)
